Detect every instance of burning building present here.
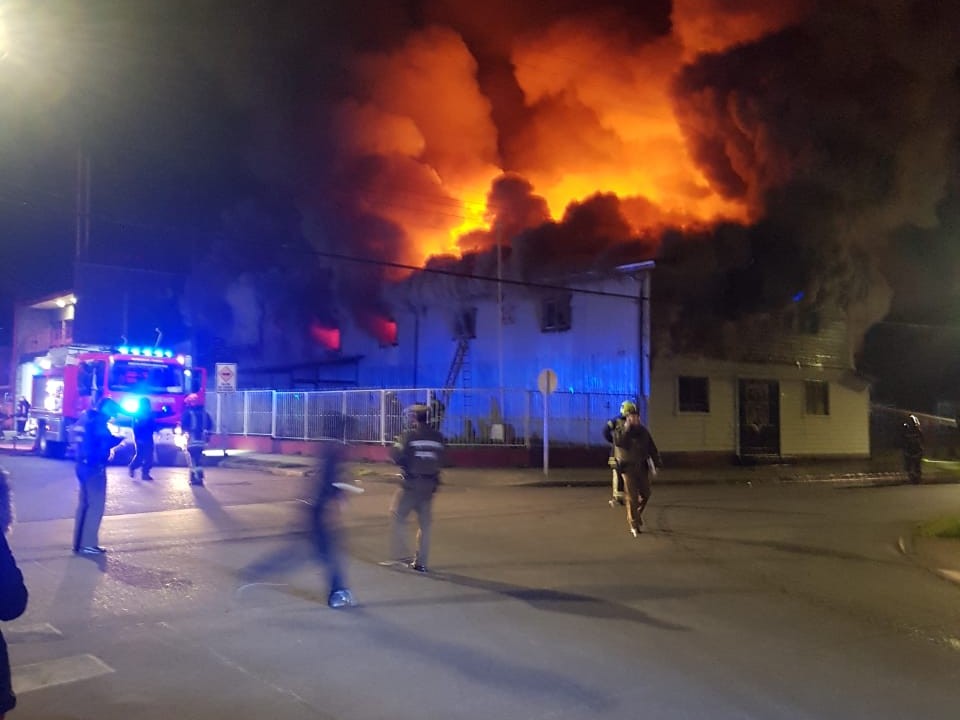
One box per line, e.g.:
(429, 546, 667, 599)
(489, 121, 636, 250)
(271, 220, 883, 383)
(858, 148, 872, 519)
(181, 0, 959, 458)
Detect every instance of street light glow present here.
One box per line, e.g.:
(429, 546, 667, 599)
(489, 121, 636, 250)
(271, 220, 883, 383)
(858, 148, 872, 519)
(0, 13, 9, 60)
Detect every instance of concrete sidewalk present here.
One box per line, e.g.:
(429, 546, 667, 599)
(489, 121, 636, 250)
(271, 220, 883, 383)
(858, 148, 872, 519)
(211, 449, 960, 488)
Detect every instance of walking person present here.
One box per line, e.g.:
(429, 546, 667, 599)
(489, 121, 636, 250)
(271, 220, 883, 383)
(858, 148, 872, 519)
(388, 404, 446, 572)
(0, 468, 28, 719)
(312, 440, 358, 608)
(128, 397, 157, 481)
(181, 394, 212, 486)
(611, 404, 662, 537)
(603, 400, 633, 507)
(73, 395, 123, 555)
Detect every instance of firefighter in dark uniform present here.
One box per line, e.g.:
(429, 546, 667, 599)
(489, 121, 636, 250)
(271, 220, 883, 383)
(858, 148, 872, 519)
(902, 414, 923, 484)
(73, 395, 123, 554)
(612, 404, 661, 537)
(14, 397, 30, 435)
(389, 404, 446, 572)
(182, 393, 212, 486)
(128, 397, 157, 481)
(603, 400, 634, 506)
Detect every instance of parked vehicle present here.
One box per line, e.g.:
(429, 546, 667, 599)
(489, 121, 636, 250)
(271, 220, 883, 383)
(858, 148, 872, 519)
(24, 344, 205, 463)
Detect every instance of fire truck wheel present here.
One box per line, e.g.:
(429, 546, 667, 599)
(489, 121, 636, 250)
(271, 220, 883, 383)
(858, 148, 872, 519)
(37, 432, 66, 459)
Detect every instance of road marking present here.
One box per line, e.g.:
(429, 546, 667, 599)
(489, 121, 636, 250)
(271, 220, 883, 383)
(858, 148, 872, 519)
(4, 622, 63, 641)
(13, 654, 115, 695)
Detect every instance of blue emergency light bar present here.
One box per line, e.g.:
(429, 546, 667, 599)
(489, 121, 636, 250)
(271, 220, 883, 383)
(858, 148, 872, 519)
(116, 346, 174, 359)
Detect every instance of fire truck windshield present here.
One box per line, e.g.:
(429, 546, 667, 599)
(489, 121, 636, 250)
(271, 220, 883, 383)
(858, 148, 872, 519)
(108, 359, 187, 394)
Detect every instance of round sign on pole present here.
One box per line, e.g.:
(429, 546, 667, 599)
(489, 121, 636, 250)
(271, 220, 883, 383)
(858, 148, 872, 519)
(537, 368, 558, 395)
(215, 363, 238, 392)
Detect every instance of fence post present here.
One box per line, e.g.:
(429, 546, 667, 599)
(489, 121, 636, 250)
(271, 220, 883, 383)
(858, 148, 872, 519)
(379, 390, 386, 446)
(304, 393, 310, 441)
(525, 390, 532, 448)
(243, 391, 250, 437)
(271, 391, 278, 438)
(341, 391, 348, 443)
(586, 392, 592, 446)
(215, 392, 221, 434)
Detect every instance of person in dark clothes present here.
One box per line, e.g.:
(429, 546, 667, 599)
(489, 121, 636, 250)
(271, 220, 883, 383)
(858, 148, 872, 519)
(13, 399, 29, 436)
(0, 468, 29, 718)
(312, 440, 357, 609)
(73, 396, 123, 555)
(902, 414, 923, 484)
(611, 405, 662, 537)
(182, 394, 213, 486)
(388, 404, 446, 572)
(128, 397, 157, 481)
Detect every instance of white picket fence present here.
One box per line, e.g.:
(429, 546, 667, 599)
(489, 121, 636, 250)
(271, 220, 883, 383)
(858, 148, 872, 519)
(209, 388, 626, 447)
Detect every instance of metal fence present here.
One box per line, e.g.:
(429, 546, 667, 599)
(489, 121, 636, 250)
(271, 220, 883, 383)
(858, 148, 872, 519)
(210, 388, 625, 447)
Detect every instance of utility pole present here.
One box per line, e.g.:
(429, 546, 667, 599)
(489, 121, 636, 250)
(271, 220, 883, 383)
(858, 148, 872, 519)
(74, 148, 90, 259)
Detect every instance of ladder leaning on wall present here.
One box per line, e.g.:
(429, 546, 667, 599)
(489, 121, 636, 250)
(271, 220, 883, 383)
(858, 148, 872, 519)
(442, 338, 471, 410)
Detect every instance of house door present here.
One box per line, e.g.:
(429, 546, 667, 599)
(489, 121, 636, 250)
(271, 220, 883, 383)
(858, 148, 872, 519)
(738, 379, 780, 459)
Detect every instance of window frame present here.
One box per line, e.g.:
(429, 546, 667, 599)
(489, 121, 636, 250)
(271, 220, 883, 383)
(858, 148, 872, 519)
(804, 380, 830, 416)
(677, 375, 710, 414)
(540, 295, 572, 333)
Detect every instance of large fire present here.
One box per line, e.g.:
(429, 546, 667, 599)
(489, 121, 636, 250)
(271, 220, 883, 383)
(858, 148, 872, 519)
(331, 1, 809, 267)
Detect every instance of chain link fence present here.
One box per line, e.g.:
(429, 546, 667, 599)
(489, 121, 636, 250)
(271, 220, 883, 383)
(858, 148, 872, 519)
(210, 388, 625, 447)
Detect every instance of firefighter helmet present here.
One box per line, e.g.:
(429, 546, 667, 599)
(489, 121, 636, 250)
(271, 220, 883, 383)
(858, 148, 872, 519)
(620, 400, 638, 416)
(184, 393, 202, 408)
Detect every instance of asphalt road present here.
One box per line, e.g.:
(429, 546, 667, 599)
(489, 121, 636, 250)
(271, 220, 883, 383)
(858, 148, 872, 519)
(3, 454, 960, 719)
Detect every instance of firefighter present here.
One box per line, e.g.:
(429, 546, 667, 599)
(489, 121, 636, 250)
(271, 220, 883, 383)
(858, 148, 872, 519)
(603, 400, 635, 507)
(388, 404, 446, 572)
(611, 403, 662, 537)
(128, 397, 157, 481)
(14, 397, 29, 435)
(182, 394, 212, 486)
(902, 414, 923, 485)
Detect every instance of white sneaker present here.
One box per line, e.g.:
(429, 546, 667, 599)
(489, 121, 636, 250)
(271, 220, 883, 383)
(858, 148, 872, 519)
(328, 589, 356, 608)
(630, 527, 640, 538)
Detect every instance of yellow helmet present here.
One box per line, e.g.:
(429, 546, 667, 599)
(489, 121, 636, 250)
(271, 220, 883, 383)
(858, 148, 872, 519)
(620, 400, 638, 416)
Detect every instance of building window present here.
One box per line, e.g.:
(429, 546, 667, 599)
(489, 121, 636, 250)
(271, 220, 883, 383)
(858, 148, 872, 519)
(540, 295, 572, 332)
(678, 376, 710, 413)
(804, 380, 829, 415)
(798, 308, 820, 334)
(453, 307, 477, 339)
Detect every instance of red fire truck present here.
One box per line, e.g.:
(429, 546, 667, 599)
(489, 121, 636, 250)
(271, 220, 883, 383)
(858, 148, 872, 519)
(25, 344, 206, 462)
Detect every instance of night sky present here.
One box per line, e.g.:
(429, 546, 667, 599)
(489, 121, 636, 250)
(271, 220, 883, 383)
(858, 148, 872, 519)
(2, 1, 960, 407)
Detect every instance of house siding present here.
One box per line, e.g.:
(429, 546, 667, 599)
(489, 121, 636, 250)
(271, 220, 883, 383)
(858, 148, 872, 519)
(650, 357, 870, 458)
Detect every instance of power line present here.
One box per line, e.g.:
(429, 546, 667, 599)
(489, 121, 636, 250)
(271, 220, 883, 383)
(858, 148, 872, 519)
(283, 245, 645, 300)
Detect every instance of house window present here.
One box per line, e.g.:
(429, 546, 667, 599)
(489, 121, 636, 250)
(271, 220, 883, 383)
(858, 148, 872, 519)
(798, 308, 820, 334)
(540, 295, 572, 332)
(804, 380, 829, 415)
(678, 376, 710, 413)
(453, 307, 477, 339)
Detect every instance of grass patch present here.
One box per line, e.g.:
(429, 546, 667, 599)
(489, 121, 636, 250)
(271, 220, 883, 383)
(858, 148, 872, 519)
(917, 517, 960, 540)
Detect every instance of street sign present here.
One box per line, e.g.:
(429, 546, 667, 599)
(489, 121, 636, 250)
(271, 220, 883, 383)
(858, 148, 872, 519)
(215, 363, 238, 392)
(537, 368, 558, 477)
(537, 368, 558, 395)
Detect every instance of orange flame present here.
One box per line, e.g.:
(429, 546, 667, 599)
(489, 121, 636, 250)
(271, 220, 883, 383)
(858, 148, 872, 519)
(334, 3, 811, 265)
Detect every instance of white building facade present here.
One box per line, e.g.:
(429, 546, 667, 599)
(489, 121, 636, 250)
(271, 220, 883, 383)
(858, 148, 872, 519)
(333, 265, 870, 461)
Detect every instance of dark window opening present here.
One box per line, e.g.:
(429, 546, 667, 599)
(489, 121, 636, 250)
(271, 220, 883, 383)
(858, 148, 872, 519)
(540, 296, 572, 332)
(804, 380, 829, 415)
(453, 308, 477, 339)
(678, 376, 710, 413)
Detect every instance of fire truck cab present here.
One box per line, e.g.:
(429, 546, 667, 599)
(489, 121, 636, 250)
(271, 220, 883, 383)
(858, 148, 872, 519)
(26, 344, 206, 463)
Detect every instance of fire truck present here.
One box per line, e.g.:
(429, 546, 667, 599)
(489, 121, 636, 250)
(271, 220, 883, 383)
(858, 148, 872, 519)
(25, 344, 206, 462)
